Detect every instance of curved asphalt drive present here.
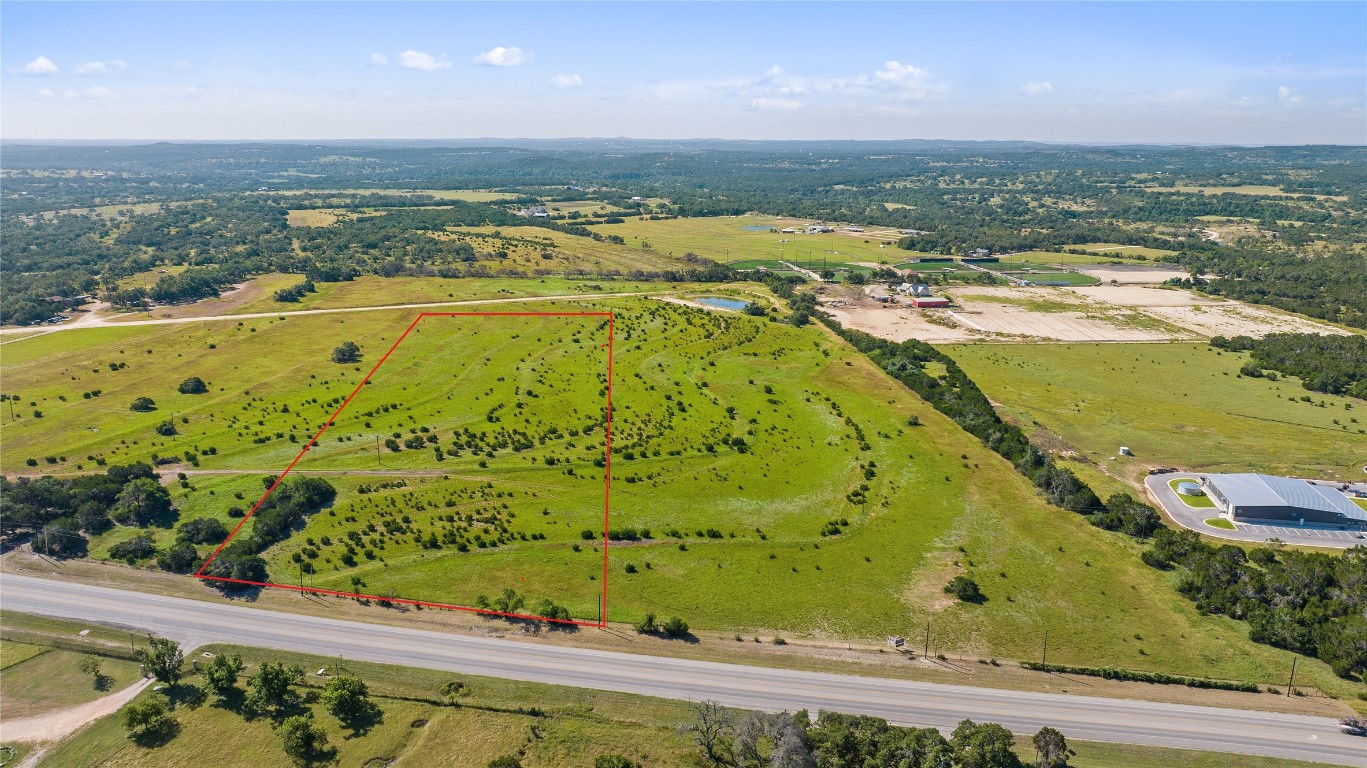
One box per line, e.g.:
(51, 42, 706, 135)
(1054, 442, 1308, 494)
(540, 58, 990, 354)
(1146, 472, 1367, 550)
(2, 575, 1363, 764)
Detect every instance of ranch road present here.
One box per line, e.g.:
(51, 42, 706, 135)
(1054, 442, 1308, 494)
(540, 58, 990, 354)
(0, 292, 645, 340)
(2, 575, 1364, 765)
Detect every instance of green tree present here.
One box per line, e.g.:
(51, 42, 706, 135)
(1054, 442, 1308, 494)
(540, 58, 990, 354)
(1032, 726, 1073, 768)
(135, 635, 183, 684)
(951, 719, 1022, 768)
(682, 699, 731, 767)
(130, 396, 157, 412)
(112, 477, 173, 526)
(331, 341, 361, 364)
(487, 757, 523, 768)
(247, 661, 303, 715)
(276, 712, 329, 767)
(201, 652, 244, 703)
(944, 575, 985, 604)
(178, 376, 208, 394)
(79, 653, 107, 689)
(122, 693, 177, 744)
(594, 756, 641, 768)
(79, 653, 102, 678)
(321, 674, 374, 725)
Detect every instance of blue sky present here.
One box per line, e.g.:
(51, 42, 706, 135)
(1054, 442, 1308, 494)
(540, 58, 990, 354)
(3, 2, 1364, 143)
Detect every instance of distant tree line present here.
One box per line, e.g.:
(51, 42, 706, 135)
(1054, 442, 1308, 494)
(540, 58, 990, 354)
(681, 703, 1073, 768)
(1211, 332, 1367, 398)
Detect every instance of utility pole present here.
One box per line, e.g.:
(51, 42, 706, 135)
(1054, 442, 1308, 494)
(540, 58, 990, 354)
(923, 620, 930, 659)
(1041, 629, 1049, 674)
(1285, 657, 1298, 697)
(376, 435, 381, 466)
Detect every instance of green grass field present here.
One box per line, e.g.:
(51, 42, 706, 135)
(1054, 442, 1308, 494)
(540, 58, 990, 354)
(589, 214, 907, 267)
(1000, 270, 1100, 286)
(0, 645, 143, 719)
(946, 343, 1366, 486)
(1073, 244, 1181, 261)
(4, 299, 1364, 697)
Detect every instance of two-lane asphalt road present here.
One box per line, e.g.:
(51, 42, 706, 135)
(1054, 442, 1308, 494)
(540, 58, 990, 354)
(2, 575, 1362, 765)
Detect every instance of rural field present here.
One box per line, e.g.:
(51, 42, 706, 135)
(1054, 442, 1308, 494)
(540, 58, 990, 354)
(588, 214, 907, 267)
(945, 342, 1367, 487)
(3, 291, 1362, 700)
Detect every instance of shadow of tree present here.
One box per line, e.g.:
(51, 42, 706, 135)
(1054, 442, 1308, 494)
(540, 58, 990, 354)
(167, 683, 206, 710)
(338, 701, 384, 739)
(129, 717, 180, 748)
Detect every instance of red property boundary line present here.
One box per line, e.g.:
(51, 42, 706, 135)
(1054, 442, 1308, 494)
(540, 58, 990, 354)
(194, 311, 614, 628)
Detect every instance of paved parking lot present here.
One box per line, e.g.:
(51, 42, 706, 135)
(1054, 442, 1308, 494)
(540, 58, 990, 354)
(1144, 473, 1366, 549)
(1236, 523, 1366, 542)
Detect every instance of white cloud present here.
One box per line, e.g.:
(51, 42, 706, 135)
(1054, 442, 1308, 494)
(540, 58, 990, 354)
(369, 53, 388, 67)
(398, 50, 453, 71)
(171, 59, 191, 72)
(75, 59, 127, 76)
(37, 88, 55, 99)
(61, 86, 116, 101)
(473, 46, 530, 67)
(551, 73, 583, 89)
(1277, 85, 1304, 104)
(19, 55, 60, 76)
(867, 61, 935, 99)
(1022, 81, 1054, 96)
(751, 97, 802, 112)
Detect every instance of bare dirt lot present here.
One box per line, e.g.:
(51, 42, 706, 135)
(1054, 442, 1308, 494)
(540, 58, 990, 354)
(1067, 285, 1221, 306)
(820, 300, 977, 342)
(948, 304, 1173, 342)
(1069, 264, 1190, 284)
(827, 284, 1358, 344)
(1141, 304, 1357, 338)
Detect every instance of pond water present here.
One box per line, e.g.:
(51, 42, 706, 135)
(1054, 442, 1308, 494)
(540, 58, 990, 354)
(693, 296, 750, 311)
(740, 225, 772, 231)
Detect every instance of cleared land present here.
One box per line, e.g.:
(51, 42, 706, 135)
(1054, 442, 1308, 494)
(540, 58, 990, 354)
(945, 342, 1367, 488)
(589, 214, 908, 267)
(3, 298, 1363, 696)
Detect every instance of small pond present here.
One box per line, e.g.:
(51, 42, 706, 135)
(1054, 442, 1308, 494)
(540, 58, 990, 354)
(740, 225, 773, 232)
(693, 296, 749, 311)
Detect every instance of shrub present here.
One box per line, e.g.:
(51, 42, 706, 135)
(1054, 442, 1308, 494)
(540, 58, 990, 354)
(109, 534, 157, 563)
(944, 575, 984, 603)
(178, 517, 228, 544)
(177, 377, 208, 394)
(155, 419, 178, 436)
(661, 616, 690, 638)
(130, 396, 157, 412)
(331, 341, 361, 364)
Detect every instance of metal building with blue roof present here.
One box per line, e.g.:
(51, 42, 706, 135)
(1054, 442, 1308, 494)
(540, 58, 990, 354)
(1201, 473, 1367, 527)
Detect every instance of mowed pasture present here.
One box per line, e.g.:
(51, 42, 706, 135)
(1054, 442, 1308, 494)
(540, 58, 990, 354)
(588, 215, 907, 267)
(4, 297, 1363, 695)
(946, 342, 1366, 486)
